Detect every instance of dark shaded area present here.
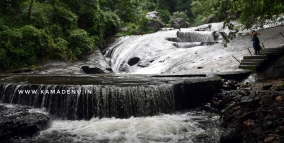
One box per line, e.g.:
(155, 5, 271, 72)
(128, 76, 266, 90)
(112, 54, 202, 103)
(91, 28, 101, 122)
(151, 74, 206, 77)
(81, 66, 106, 74)
(174, 78, 222, 110)
(256, 55, 284, 81)
(165, 37, 180, 42)
(214, 70, 253, 81)
(128, 57, 140, 66)
(3, 68, 34, 74)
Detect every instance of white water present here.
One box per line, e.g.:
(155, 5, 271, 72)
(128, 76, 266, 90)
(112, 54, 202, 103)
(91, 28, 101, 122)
(26, 111, 220, 143)
(177, 31, 218, 42)
(105, 22, 284, 74)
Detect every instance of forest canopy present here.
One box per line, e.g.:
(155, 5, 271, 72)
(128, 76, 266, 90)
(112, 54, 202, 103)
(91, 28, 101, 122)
(0, 0, 283, 71)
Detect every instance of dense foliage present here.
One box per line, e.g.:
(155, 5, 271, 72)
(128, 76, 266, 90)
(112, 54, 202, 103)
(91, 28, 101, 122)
(0, 0, 283, 71)
(231, 0, 284, 28)
(0, 0, 121, 70)
(190, 0, 232, 26)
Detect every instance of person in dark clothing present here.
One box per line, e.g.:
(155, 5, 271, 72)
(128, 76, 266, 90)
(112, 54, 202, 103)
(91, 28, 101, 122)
(249, 30, 261, 55)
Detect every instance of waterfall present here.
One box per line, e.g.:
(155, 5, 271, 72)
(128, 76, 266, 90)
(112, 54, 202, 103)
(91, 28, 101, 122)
(0, 74, 222, 120)
(177, 31, 218, 42)
(0, 83, 175, 120)
(102, 29, 222, 74)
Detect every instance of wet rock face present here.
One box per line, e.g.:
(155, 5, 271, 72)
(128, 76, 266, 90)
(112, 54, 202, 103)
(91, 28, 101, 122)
(0, 105, 51, 142)
(220, 128, 242, 143)
(146, 11, 162, 21)
(146, 20, 164, 31)
(138, 60, 154, 67)
(145, 11, 164, 31)
(171, 18, 188, 29)
(206, 78, 284, 142)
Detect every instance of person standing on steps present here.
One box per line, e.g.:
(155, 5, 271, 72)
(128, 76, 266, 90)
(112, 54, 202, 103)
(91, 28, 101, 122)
(249, 30, 261, 55)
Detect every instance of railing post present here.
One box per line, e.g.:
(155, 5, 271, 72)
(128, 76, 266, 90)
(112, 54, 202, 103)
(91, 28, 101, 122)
(232, 55, 241, 63)
(247, 48, 253, 56)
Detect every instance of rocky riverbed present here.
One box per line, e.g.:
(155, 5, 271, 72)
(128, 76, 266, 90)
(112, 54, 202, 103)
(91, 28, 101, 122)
(0, 104, 51, 142)
(204, 55, 284, 143)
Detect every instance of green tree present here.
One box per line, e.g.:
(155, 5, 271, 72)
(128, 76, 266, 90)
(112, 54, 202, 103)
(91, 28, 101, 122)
(175, 0, 194, 21)
(171, 11, 190, 23)
(232, 0, 284, 28)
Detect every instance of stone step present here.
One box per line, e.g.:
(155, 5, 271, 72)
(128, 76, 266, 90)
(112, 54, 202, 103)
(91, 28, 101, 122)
(259, 51, 280, 56)
(262, 48, 284, 52)
(243, 55, 267, 60)
(240, 62, 261, 66)
(238, 65, 259, 71)
(238, 46, 284, 72)
(261, 50, 279, 52)
(241, 59, 266, 63)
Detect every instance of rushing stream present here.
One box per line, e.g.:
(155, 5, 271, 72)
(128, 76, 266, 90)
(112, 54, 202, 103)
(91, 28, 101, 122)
(20, 109, 220, 143)
(1, 21, 284, 143)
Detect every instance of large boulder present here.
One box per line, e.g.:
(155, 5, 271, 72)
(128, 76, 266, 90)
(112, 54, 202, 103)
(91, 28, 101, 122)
(171, 18, 188, 29)
(220, 128, 242, 143)
(146, 11, 162, 22)
(146, 11, 164, 31)
(0, 105, 51, 141)
(146, 20, 164, 31)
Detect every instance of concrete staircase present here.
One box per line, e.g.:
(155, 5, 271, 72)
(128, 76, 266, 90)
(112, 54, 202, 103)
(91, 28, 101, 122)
(239, 46, 284, 72)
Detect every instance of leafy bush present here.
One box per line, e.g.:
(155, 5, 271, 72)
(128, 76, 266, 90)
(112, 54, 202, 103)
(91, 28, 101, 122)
(171, 11, 190, 23)
(102, 11, 122, 37)
(54, 5, 78, 30)
(157, 9, 171, 24)
(44, 24, 64, 38)
(192, 15, 207, 26)
(68, 29, 95, 59)
(138, 15, 150, 31)
(29, 3, 54, 28)
(0, 25, 47, 70)
(49, 37, 74, 60)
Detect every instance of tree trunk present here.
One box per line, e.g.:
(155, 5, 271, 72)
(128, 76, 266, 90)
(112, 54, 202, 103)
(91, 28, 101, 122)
(27, 0, 34, 17)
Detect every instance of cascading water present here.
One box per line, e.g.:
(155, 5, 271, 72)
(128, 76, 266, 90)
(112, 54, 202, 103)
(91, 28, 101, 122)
(0, 83, 175, 120)
(0, 74, 222, 142)
(176, 31, 218, 42)
(102, 23, 230, 74)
